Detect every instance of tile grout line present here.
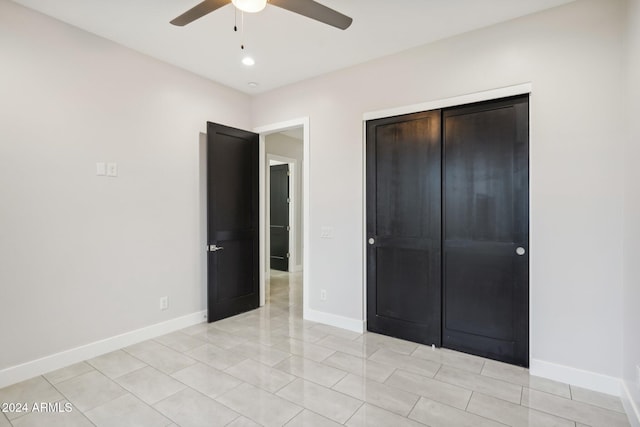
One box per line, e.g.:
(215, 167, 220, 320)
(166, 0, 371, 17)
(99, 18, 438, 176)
(405, 391, 423, 420)
(44, 374, 99, 426)
(519, 385, 523, 405)
(569, 384, 574, 400)
(465, 391, 473, 411)
(465, 388, 599, 427)
(341, 400, 366, 426)
(222, 414, 243, 427)
(208, 381, 250, 419)
(280, 407, 305, 427)
(151, 385, 218, 426)
(520, 387, 628, 426)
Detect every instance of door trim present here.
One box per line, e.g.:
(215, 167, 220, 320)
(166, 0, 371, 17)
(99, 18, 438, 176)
(254, 117, 309, 311)
(362, 83, 532, 358)
(364, 83, 532, 121)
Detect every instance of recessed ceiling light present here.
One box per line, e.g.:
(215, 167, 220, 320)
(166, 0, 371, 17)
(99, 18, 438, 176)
(242, 56, 255, 66)
(248, 82, 259, 88)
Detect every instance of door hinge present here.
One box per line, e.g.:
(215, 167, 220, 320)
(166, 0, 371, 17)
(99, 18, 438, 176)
(287, 253, 290, 258)
(286, 225, 290, 232)
(287, 171, 290, 176)
(287, 197, 290, 204)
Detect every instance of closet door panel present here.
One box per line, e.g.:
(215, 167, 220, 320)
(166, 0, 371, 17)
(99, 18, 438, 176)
(376, 246, 438, 323)
(366, 110, 442, 346)
(444, 245, 515, 340)
(443, 95, 529, 367)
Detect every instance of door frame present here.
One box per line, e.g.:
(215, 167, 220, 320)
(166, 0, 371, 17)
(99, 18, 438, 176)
(362, 83, 532, 356)
(266, 155, 297, 273)
(254, 118, 310, 310)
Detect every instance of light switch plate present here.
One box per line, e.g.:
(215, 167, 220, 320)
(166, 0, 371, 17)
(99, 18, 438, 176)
(96, 162, 106, 176)
(320, 226, 334, 239)
(106, 162, 118, 177)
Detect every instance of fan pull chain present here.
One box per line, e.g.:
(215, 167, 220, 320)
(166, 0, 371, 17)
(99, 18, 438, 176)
(231, 6, 246, 50)
(241, 11, 245, 50)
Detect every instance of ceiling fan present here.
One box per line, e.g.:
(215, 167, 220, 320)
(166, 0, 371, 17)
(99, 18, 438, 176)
(170, 0, 353, 30)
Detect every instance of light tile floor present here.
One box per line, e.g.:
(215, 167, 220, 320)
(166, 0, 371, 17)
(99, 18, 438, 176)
(0, 271, 631, 427)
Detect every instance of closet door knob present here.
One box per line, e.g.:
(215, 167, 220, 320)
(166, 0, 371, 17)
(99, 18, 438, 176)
(368, 238, 375, 245)
(516, 247, 526, 256)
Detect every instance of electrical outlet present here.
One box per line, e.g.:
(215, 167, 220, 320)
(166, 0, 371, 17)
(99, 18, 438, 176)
(160, 296, 168, 311)
(320, 289, 327, 301)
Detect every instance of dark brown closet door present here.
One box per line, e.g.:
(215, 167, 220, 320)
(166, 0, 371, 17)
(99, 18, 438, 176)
(442, 95, 529, 367)
(366, 110, 442, 346)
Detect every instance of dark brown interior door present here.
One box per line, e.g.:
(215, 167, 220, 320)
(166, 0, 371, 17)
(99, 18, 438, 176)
(366, 110, 442, 346)
(270, 164, 290, 271)
(442, 95, 529, 367)
(207, 122, 259, 322)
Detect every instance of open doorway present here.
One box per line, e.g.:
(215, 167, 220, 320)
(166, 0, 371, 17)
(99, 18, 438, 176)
(255, 118, 309, 317)
(265, 129, 303, 310)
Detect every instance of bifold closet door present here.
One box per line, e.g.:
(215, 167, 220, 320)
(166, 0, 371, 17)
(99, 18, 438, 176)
(366, 110, 442, 346)
(442, 95, 529, 367)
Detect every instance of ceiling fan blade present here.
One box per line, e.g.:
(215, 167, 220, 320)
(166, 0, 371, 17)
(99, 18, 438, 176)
(269, 0, 353, 30)
(170, 0, 230, 26)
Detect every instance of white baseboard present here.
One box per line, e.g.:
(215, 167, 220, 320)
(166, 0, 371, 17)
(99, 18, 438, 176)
(0, 310, 207, 389)
(530, 358, 621, 396)
(304, 308, 364, 333)
(622, 381, 640, 427)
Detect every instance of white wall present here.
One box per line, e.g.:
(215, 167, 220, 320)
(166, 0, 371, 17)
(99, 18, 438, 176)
(251, 0, 626, 384)
(623, 0, 640, 421)
(266, 132, 303, 270)
(0, 1, 250, 373)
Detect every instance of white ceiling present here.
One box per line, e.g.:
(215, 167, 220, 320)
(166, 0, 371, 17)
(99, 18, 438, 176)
(10, 0, 574, 94)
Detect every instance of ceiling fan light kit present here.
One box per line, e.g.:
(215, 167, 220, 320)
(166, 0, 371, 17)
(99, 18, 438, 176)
(231, 0, 267, 13)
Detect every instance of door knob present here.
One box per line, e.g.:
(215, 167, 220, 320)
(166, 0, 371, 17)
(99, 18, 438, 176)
(208, 245, 224, 252)
(368, 238, 375, 245)
(516, 247, 526, 256)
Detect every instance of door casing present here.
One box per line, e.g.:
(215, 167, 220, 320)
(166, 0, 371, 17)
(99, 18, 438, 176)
(255, 118, 310, 309)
